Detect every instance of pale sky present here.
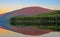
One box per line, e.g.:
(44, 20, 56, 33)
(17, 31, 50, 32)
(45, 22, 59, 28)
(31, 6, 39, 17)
(0, 0, 60, 14)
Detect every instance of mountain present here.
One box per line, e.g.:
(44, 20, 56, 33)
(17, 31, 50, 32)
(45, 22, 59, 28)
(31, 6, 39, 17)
(0, 6, 54, 25)
(1, 6, 54, 17)
(10, 6, 54, 16)
(0, 6, 55, 36)
(0, 6, 55, 29)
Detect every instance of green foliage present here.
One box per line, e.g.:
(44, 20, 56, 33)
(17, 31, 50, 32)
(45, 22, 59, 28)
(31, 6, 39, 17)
(9, 10, 60, 31)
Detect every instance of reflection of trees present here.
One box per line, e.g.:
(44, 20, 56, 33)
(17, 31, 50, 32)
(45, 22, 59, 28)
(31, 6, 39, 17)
(9, 10, 60, 26)
(9, 16, 60, 26)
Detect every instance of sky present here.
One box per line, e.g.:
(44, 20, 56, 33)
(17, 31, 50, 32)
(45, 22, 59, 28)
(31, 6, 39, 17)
(0, 0, 60, 14)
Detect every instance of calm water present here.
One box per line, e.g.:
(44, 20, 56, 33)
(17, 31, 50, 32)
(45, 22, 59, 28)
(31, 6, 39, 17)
(0, 28, 60, 37)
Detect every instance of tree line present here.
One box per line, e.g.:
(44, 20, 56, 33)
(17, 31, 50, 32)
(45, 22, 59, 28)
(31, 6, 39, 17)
(9, 16, 60, 26)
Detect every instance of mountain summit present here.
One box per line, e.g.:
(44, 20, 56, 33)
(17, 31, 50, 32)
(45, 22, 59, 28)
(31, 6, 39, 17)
(0, 6, 54, 17)
(10, 6, 54, 16)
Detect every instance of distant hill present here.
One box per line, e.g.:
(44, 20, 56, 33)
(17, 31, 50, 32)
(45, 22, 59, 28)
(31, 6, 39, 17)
(0, 6, 54, 17)
(0, 6, 55, 28)
(0, 6, 56, 35)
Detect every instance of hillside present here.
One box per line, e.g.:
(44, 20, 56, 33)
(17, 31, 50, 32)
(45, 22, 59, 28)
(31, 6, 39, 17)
(35, 10, 60, 17)
(0, 6, 54, 17)
(0, 6, 54, 28)
(0, 7, 59, 35)
(9, 10, 60, 31)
